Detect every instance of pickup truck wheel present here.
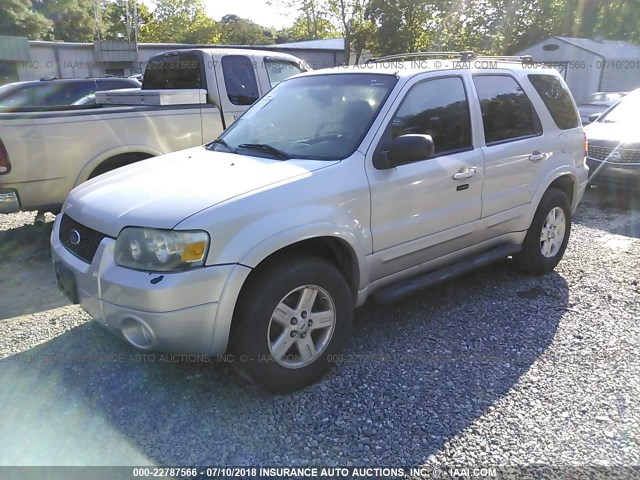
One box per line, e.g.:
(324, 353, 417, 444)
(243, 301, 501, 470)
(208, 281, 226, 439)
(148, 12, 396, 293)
(231, 256, 353, 392)
(513, 188, 571, 275)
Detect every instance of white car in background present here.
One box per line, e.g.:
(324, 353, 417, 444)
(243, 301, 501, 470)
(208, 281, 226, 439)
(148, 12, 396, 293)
(578, 91, 627, 124)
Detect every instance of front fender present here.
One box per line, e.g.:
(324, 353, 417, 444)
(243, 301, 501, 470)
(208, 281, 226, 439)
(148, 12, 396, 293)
(239, 221, 370, 285)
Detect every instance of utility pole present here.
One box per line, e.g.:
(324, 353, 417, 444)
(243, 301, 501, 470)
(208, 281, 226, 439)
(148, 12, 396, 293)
(134, 1, 139, 44)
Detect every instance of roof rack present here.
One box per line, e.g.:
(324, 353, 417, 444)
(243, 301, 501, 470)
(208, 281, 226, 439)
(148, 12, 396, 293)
(365, 51, 533, 64)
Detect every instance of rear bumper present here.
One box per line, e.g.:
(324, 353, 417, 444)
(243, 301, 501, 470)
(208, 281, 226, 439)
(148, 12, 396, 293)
(587, 158, 640, 189)
(0, 188, 20, 214)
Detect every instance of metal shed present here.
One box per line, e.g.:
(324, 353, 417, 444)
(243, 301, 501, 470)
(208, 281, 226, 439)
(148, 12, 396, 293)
(517, 36, 640, 103)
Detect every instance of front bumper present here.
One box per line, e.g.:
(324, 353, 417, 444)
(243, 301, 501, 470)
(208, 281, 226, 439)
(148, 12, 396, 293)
(587, 158, 640, 190)
(0, 188, 20, 214)
(51, 216, 251, 355)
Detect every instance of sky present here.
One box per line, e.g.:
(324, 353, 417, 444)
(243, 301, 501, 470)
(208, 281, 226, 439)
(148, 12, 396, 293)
(140, 0, 296, 29)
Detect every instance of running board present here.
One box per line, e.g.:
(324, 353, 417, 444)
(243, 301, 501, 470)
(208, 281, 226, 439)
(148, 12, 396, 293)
(373, 244, 522, 305)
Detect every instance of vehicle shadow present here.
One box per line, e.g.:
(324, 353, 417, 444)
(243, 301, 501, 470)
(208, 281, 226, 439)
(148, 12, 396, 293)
(0, 260, 567, 467)
(574, 186, 640, 239)
(0, 221, 69, 321)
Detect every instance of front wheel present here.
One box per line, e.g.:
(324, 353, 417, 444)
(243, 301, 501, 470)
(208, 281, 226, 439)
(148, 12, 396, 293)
(230, 255, 353, 392)
(513, 188, 572, 275)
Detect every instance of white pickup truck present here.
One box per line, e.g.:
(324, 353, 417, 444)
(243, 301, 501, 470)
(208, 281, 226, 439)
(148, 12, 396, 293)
(0, 48, 306, 216)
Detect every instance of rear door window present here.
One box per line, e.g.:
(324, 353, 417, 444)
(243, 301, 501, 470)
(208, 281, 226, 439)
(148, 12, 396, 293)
(528, 74, 580, 129)
(473, 75, 542, 144)
(221, 55, 260, 105)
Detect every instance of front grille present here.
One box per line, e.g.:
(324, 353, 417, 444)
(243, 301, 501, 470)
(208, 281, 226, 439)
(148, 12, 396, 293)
(588, 145, 640, 164)
(59, 214, 109, 263)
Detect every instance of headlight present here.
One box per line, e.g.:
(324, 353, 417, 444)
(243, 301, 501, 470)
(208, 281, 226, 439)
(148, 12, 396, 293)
(115, 228, 210, 272)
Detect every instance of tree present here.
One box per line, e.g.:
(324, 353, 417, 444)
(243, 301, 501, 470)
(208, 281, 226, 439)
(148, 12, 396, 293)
(219, 14, 275, 45)
(0, 0, 53, 40)
(32, 0, 104, 42)
(139, 0, 219, 44)
(103, 0, 153, 41)
(273, 0, 337, 41)
(327, 0, 375, 64)
(367, 0, 431, 56)
(276, 14, 337, 43)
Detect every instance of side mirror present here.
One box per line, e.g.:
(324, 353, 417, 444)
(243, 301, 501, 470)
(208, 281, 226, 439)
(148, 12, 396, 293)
(588, 113, 602, 124)
(374, 134, 435, 170)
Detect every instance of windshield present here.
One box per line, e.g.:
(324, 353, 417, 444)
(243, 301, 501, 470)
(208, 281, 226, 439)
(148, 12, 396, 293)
(215, 73, 398, 160)
(600, 93, 639, 124)
(0, 82, 96, 108)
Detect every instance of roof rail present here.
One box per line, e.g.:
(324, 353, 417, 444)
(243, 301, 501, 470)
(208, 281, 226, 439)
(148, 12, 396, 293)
(365, 51, 534, 64)
(366, 51, 476, 63)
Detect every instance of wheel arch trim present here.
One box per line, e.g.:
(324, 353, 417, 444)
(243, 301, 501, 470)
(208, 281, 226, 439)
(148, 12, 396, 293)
(521, 167, 580, 230)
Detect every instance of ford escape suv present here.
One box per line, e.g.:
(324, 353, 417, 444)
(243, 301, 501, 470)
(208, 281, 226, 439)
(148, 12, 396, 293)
(51, 53, 588, 392)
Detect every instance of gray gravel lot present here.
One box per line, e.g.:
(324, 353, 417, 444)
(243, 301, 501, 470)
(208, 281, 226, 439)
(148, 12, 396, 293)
(0, 187, 639, 472)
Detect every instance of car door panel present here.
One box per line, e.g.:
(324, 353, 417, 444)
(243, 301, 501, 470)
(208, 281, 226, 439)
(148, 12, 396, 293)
(366, 74, 484, 280)
(472, 74, 546, 219)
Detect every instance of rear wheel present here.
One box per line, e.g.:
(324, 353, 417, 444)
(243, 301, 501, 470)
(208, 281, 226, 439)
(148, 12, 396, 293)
(231, 255, 353, 392)
(513, 188, 572, 274)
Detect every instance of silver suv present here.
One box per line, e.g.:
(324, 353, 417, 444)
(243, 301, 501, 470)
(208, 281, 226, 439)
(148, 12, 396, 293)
(51, 53, 588, 392)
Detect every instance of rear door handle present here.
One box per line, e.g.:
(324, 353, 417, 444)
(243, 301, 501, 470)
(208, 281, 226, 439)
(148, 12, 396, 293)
(529, 150, 548, 162)
(452, 167, 476, 180)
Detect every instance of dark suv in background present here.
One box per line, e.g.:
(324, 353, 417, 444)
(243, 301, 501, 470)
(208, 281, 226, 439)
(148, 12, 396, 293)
(0, 77, 140, 109)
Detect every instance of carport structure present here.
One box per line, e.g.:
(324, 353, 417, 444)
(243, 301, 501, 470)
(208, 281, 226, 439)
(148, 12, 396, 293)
(517, 36, 640, 103)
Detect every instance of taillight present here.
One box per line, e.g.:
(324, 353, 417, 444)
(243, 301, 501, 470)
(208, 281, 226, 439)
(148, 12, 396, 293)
(0, 139, 10, 174)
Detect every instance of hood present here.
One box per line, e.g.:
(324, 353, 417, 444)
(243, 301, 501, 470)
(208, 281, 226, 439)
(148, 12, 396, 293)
(585, 121, 639, 146)
(64, 146, 337, 236)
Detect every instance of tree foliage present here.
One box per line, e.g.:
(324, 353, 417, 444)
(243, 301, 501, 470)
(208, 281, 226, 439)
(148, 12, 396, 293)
(0, 0, 53, 40)
(103, 0, 153, 41)
(1, 0, 639, 57)
(219, 14, 275, 45)
(32, 0, 102, 42)
(139, 0, 219, 44)
(274, 0, 338, 43)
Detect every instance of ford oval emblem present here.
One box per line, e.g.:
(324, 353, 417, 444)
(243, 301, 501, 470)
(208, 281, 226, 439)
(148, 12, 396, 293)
(68, 229, 81, 246)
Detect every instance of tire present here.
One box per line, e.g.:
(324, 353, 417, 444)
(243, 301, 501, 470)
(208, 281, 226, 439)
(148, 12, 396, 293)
(230, 255, 353, 392)
(513, 188, 572, 275)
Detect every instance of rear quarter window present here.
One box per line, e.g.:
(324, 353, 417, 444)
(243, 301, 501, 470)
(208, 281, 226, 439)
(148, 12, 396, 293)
(528, 74, 580, 130)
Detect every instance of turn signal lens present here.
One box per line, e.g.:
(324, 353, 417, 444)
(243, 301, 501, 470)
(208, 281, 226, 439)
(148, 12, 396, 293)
(181, 241, 207, 262)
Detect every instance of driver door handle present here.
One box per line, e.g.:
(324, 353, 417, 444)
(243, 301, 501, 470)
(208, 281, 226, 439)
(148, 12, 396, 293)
(452, 167, 476, 180)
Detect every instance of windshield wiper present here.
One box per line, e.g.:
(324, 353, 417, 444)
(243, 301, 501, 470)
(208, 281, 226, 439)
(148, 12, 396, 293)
(206, 138, 237, 153)
(237, 143, 290, 160)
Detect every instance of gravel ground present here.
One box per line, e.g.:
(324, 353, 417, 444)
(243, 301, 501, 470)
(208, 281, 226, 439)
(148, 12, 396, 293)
(0, 187, 639, 474)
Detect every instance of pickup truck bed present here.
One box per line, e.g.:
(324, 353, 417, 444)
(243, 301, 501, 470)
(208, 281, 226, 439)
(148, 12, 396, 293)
(0, 47, 307, 213)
